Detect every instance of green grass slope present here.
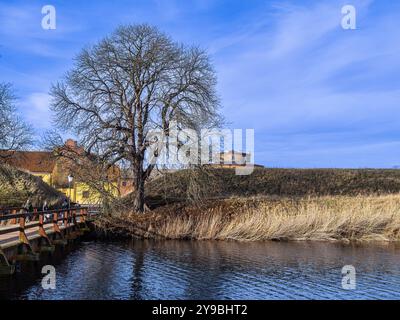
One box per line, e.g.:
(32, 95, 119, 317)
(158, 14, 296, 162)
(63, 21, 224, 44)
(144, 167, 400, 205)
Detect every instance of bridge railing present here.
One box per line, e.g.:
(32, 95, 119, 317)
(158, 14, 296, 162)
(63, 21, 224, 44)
(0, 205, 100, 224)
(0, 206, 99, 244)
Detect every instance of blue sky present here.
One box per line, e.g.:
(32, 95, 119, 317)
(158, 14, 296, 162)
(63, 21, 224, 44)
(1, 0, 400, 168)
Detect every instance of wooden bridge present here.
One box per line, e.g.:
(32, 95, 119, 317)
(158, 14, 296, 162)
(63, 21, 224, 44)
(0, 206, 98, 275)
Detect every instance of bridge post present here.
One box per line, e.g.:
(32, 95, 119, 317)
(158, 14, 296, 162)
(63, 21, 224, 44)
(52, 211, 67, 245)
(0, 210, 4, 227)
(64, 210, 71, 239)
(72, 208, 83, 236)
(19, 215, 29, 245)
(64, 210, 68, 228)
(16, 214, 39, 261)
(80, 208, 85, 222)
(38, 212, 54, 252)
(10, 209, 17, 225)
(65, 209, 79, 240)
(78, 208, 90, 232)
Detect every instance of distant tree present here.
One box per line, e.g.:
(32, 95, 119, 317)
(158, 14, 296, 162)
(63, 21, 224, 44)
(0, 83, 32, 158)
(50, 24, 221, 212)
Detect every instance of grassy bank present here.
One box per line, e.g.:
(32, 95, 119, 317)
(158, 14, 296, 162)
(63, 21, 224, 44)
(96, 195, 400, 242)
(143, 167, 400, 208)
(0, 163, 63, 207)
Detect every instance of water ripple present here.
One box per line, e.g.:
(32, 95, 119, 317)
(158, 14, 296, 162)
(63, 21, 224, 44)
(1, 240, 399, 300)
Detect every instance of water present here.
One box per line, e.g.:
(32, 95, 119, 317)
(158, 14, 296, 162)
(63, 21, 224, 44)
(1, 240, 400, 300)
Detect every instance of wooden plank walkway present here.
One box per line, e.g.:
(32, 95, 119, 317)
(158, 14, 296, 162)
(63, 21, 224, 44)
(0, 222, 67, 249)
(0, 206, 99, 275)
(0, 206, 96, 252)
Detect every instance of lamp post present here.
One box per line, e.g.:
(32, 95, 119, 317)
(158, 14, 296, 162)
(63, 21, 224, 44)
(67, 174, 74, 210)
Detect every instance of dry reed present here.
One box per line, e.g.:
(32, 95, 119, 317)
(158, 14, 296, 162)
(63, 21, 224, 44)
(96, 195, 400, 242)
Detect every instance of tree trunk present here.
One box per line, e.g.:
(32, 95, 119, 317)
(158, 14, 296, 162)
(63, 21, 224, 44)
(133, 163, 145, 213)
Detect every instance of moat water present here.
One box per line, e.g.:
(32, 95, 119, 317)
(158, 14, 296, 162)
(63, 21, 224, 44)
(1, 240, 399, 300)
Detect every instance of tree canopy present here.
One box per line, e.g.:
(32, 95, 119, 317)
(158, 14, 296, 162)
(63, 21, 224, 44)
(50, 24, 221, 211)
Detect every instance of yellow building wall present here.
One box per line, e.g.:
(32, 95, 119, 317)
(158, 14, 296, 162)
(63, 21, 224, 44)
(57, 187, 75, 202)
(58, 182, 119, 205)
(32, 173, 52, 185)
(34, 173, 121, 205)
(57, 184, 93, 205)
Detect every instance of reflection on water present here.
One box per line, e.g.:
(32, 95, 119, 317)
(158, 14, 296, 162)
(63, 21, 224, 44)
(1, 240, 400, 300)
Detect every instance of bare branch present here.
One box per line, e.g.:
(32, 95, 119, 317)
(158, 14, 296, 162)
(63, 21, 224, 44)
(0, 83, 33, 159)
(50, 24, 221, 212)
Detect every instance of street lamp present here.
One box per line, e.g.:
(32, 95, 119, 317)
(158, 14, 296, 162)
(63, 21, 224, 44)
(67, 174, 74, 210)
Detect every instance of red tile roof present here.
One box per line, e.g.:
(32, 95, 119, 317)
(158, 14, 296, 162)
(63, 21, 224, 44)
(1, 151, 56, 173)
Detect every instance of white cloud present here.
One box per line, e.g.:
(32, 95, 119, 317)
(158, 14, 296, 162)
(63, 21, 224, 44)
(3, 0, 399, 167)
(211, 0, 400, 167)
(19, 92, 52, 130)
(0, 2, 85, 58)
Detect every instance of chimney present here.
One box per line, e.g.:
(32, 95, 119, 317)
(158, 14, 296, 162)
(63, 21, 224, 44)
(65, 139, 78, 149)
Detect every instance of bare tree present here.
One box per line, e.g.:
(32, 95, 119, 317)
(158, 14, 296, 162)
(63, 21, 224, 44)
(41, 130, 123, 205)
(50, 24, 221, 212)
(0, 83, 32, 159)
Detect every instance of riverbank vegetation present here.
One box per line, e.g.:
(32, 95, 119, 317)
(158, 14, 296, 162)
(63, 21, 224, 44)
(144, 167, 400, 206)
(96, 194, 400, 242)
(95, 167, 400, 242)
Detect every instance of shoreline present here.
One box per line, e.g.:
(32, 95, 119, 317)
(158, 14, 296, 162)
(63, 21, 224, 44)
(94, 194, 400, 242)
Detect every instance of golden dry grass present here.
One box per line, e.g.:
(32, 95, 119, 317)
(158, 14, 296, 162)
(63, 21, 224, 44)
(96, 195, 400, 242)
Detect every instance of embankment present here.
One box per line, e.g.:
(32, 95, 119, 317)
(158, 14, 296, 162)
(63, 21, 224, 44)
(95, 195, 400, 242)
(0, 163, 63, 207)
(145, 167, 400, 205)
